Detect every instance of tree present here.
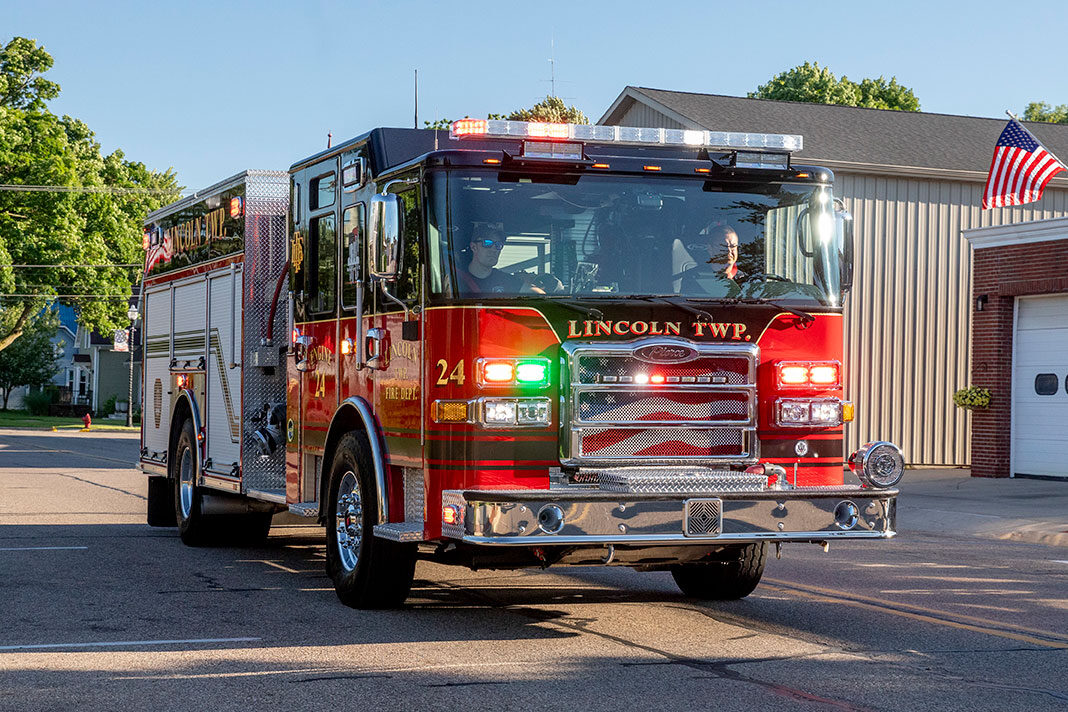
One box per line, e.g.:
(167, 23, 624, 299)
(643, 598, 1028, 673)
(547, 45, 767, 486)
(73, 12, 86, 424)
(0, 37, 180, 353)
(423, 94, 591, 130)
(1022, 102, 1068, 124)
(0, 309, 60, 410)
(749, 62, 920, 112)
(495, 95, 589, 124)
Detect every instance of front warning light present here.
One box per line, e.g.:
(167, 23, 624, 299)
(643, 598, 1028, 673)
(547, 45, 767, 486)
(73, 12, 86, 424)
(451, 118, 487, 137)
(477, 357, 550, 387)
(515, 361, 548, 385)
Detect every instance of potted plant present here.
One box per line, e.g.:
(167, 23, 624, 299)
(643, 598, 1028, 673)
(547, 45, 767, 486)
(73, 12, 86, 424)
(953, 386, 992, 411)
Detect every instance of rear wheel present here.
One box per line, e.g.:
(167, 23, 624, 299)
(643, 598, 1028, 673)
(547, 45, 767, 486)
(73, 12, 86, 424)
(325, 432, 416, 609)
(671, 542, 768, 600)
(173, 418, 211, 546)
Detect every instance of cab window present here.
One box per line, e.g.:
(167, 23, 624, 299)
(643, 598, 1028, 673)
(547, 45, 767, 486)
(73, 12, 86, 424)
(342, 204, 365, 310)
(310, 214, 336, 313)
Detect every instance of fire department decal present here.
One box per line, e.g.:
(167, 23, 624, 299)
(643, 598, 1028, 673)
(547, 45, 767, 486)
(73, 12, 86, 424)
(566, 320, 750, 341)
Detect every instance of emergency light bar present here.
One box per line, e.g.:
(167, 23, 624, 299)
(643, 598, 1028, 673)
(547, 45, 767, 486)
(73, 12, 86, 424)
(450, 119, 802, 153)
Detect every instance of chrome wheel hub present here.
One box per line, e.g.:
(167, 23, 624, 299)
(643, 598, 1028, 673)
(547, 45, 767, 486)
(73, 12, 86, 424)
(179, 448, 194, 519)
(335, 471, 362, 572)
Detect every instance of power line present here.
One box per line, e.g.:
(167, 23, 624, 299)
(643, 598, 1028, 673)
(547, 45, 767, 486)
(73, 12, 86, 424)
(9, 264, 142, 268)
(0, 294, 134, 299)
(0, 184, 192, 196)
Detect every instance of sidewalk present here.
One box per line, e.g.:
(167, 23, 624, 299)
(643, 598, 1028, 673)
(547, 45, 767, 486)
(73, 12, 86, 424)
(897, 467, 1068, 547)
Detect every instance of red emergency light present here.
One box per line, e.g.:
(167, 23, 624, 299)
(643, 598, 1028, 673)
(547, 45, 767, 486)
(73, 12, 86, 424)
(451, 119, 488, 137)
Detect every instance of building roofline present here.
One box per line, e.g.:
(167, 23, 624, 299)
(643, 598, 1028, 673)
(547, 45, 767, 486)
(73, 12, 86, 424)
(963, 215, 1068, 248)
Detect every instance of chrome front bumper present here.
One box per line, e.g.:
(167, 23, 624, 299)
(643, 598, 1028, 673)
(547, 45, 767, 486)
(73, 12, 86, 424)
(441, 486, 897, 546)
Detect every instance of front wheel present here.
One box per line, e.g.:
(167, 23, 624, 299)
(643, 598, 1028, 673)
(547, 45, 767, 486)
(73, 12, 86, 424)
(671, 542, 768, 600)
(325, 433, 416, 609)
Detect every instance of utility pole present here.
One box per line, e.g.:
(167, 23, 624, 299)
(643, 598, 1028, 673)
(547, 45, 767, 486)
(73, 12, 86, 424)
(414, 69, 419, 128)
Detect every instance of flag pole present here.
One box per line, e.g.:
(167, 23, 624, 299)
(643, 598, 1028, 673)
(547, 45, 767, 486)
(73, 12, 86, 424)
(1006, 109, 1020, 121)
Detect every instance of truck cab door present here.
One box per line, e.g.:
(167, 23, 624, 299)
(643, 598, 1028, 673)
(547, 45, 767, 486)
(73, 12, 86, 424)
(369, 185, 424, 519)
(288, 165, 340, 504)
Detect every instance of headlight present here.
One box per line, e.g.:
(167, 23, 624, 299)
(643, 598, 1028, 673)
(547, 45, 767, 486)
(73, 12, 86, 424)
(850, 441, 905, 488)
(479, 397, 551, 427)
(775, 398, 842, 427)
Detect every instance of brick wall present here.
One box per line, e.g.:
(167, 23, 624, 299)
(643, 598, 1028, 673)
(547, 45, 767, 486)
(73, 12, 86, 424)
(970, 238, 1068, 477)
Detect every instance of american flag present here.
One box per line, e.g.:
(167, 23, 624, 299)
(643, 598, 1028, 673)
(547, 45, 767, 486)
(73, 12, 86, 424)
(982, 119, 1067, 209)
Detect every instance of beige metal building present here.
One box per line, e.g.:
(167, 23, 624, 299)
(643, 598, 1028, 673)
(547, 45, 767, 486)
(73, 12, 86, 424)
(600, 87, 1068, 465)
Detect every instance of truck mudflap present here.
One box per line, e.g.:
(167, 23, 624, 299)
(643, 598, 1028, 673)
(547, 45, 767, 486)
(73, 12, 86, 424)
(440, 487, 896, 546)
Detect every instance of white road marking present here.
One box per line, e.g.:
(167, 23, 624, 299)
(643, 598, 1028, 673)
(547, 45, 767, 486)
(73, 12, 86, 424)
(0, 637, 261, 651)
(1052, 560, 1068, 565)
(0, 546, 89, 551)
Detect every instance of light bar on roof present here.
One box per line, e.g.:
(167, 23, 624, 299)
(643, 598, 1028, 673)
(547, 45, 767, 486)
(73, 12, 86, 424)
(450, 119, 802, 152)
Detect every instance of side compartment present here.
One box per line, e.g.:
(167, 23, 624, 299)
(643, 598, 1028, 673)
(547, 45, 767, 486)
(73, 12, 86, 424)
(206, 265, 243, 478)
(142, 285, 173, 465)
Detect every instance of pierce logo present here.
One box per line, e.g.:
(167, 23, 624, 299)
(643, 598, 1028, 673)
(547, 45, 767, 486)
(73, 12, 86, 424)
(635, 344, 696, 363)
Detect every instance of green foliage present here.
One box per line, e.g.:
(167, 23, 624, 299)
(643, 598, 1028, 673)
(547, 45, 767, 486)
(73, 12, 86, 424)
(0, 37, 60, 111)
(953, 386, 992, 410)
(750, 62, 920, 111)
(1022, 102, 1068, 124)
(0, 310, 59, 409)
(22, 388, 51, 416)
(499, 95, 589, 124)
(0, 36, 181, 353)
(423, 95, 590, 131)
(101, 394, 117, 415)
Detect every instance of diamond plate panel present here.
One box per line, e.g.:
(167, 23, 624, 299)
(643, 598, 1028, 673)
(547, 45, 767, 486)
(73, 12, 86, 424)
(241, 171, 290, 492)
(684, 498, 722, 536)
(594, 469, 766, 494)
(441, 490, 466, 539)
(404, 467, 425, 524)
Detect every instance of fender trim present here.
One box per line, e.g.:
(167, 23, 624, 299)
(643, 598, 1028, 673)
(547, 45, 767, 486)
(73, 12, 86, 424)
(325, 397, 390, 525)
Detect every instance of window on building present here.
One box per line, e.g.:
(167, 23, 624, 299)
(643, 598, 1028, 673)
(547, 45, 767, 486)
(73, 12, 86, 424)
(1035, 373, 1058, 396)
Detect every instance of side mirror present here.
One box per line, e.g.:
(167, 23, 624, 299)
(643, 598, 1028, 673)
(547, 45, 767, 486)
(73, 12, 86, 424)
(369, 193, 402, 281)
(835, 200, 854, 294)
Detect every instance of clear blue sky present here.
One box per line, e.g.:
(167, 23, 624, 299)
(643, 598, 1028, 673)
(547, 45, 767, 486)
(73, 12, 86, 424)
(5, 0, 1067, 192)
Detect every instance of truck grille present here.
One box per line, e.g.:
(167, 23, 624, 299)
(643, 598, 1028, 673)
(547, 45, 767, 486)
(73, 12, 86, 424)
(564, 339, 758, 464)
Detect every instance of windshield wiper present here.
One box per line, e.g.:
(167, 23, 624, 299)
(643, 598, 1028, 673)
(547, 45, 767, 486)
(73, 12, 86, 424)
(631, 295, 714, 324)
(694, 296, 815, 326)
(547, 296, 604, 320)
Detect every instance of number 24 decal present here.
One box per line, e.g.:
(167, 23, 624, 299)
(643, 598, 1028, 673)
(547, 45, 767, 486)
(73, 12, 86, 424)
(435, 359, 465, 386)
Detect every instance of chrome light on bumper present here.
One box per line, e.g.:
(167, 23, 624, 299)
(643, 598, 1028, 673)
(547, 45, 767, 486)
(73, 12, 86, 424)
(850, 441, 905, 489)
(775, 397, 843, 427)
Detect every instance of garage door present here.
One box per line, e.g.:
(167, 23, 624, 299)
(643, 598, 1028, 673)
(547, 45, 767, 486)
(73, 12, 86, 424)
(1013, 294, 1068, 478)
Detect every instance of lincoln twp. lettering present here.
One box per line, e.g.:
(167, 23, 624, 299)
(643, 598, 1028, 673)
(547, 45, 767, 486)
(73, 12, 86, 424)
(566, 320, 749, 340)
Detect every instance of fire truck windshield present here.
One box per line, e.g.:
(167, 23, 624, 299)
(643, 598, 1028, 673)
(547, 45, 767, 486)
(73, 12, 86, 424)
(427, 170, 843, 307)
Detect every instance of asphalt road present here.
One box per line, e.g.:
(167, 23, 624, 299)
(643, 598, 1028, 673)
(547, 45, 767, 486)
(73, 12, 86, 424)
(1, 429, 1066, 712)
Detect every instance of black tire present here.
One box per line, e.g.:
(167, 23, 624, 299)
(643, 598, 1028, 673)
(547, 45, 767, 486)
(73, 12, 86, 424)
(325, 432, 416, 609)
(671, 542, 768, 600)
(172, 418, 212, 546)
(147, 476, 177, 527)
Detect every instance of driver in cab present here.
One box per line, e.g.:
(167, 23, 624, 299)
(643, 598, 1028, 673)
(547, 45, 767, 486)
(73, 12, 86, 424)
(459, 224, 556, 295)
(674, 223, 746, 295)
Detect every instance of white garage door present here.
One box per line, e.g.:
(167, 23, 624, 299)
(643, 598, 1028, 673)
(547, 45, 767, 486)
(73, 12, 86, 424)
(1013, 294, 1068, 478)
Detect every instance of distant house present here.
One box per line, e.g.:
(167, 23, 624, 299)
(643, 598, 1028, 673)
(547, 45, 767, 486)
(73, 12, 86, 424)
(5, 304, 141, 417)
(599, 87, 1068, 466)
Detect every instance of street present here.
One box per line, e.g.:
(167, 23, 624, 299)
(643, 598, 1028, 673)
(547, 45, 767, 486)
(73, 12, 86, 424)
(0, 429, 1065, 712)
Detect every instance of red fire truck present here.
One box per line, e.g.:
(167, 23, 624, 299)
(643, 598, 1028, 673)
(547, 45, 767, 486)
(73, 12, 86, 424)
(140, 120, 905, 609)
